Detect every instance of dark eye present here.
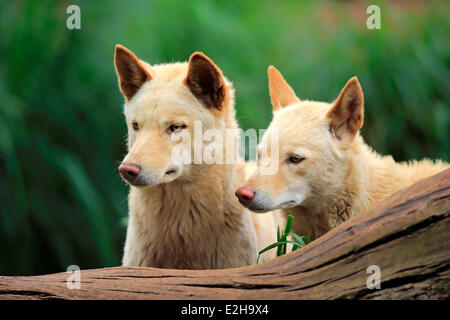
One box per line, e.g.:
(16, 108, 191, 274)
(167, 123, 187, 134)
(287, 155, 305, 164)
(132, 121, 139, 131)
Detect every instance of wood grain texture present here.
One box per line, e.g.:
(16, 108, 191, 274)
(1, 169, 449, 300)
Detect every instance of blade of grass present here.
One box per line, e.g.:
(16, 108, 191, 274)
(276, 226, 282, 256)
(257, 240, 303, 263)
(288, 232, 306, 247)
(284, 215, 293, 235)
(281, 215, 294, 254)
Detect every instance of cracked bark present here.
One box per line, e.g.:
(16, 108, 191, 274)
(0, 169, 449, 300)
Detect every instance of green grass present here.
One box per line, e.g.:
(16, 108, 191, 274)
(257, 215, 311, 264)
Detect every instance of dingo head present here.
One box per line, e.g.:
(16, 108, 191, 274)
(114, 45, 234, 187)
(236, 66, 364, 212)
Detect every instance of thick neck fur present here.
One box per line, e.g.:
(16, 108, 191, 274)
(122, 95, 259, 269)
(125, 162, 254, 269)
(286, 135, 448, 240)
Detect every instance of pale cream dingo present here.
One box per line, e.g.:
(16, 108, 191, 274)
(114, 45, 284, 269)
(236, 66, 448, 240)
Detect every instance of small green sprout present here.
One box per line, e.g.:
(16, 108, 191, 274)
(257, 215, 311, 263)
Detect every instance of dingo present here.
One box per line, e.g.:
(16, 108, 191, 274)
(236, 66, 448, 240)
(114, 45, 283, 269)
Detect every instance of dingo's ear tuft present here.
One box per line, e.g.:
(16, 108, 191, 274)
(326, 77, 364, 139)
(268, 66, 300, 112)
(184, 52, 226, 110)
(114, 44, 152, 101)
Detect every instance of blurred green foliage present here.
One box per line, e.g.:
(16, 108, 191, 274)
(0, 0, 448, 275)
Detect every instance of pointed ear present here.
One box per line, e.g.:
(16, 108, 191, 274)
(326, 77, 364, 139)
(114, 44, 152, 101)
(268, 66, 300, 112)
(184, 52, 226, 110)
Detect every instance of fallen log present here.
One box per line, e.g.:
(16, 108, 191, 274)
(0, 169, 449, 300)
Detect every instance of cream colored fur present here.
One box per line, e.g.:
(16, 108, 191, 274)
(115, 46, 283, 269)
(242, 66, 449, 240)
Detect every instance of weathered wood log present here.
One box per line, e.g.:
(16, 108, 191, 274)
(0, 169, 449, 300)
